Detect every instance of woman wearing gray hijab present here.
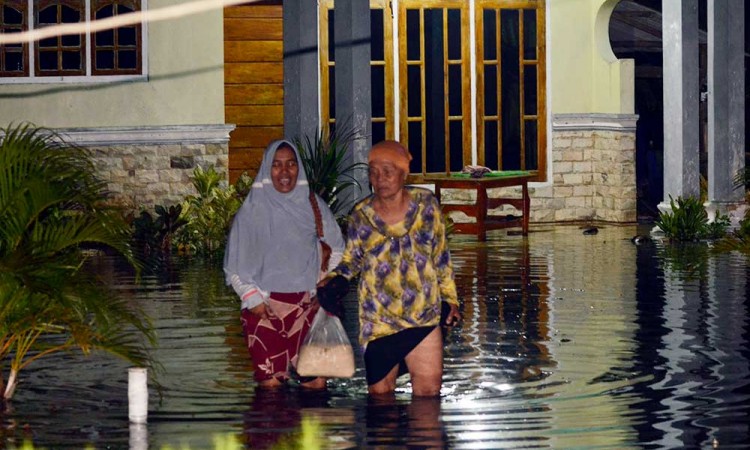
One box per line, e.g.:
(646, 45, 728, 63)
(224, 140, 345, 389)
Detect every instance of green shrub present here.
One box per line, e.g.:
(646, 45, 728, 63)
(173, 165, 244, 256)
(713, 209, 750, 254)
(655, 195, 729, 241)
(131, 204, 188, 254)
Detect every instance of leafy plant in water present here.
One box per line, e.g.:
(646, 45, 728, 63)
(294, 122, 368, 218)
(655, 195, 728, 241)
(0, 123, 155, 400)
(713, 209, 750, 254)
(132, 204, 188, 254)
(173, 165, 244, 257)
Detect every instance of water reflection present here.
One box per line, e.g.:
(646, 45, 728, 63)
(2, 225, 749, 449)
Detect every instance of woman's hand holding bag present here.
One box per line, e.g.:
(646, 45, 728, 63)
(296, 308, 355, 378)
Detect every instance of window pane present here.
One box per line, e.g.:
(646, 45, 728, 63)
(96, 4, 114, 19)
(406, 9, 420, 61)
(449, 121, 463, 172)
(447, 9, 460, 60)
(524, 120, 538, 170)
(424, 8, 445, 174)
(524, 66, 537, 115)
(408, 121, 422, 173)
(39, 50, 57, 70)
(3, 6, 23, 24)
(38, 6, 57, 24)
(483, 9, 496, 60)
(484, 121, 499, 170)
(328, 9, 335, 61)
(96, 50, 114, 69)
(119, 26, 137, 46)
(407, 65, 421, 117)
(372, 122, 385, 145)
(501, 10, 521, 170)
(370, 8, 384, 61)
(39, 37, 56, 48)
(484, 64, 497, 116)
(61, 50, 81, 70)
(117, 4, 133, 15)
(96, 29, 114, 46)
(523, 9, 537, 60)
(119, 49, 136, 68)
(61, 34, 79, 46)
(371, 65, 385, 117)
(60, 5, 79, 23)
(329, 67, 336, 119)
(4, 52, 23, 72)
(448, 64, 461, 116)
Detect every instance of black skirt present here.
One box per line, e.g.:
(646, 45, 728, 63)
(363, 326, 436, 385)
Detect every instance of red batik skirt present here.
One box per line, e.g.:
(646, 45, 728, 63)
(240, 291, 318, 382)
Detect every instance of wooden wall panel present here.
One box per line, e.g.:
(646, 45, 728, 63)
(224, 41, 283, 62)
(224, 19, 283, 41)
(225, 84, 283, 105)
(225, 5, 282, 18)
(224, 2, 284, 183)
(231, 126, 284, 147)
(226, 105, 284, 126)
(225, 63, 283, 85)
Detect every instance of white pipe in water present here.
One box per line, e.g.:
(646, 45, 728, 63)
(128, 367, 148, 424)
(129, 422, 148, 450)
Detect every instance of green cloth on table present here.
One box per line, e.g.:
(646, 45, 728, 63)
(450, 170, 531, 179)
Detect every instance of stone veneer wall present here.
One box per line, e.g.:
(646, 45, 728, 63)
(438, 114, 638, 224)
(58, 125, 234, 209)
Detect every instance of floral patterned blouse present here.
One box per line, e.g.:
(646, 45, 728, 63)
(332, 186, 459, 349)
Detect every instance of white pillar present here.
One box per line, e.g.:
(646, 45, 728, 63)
(660, 0, 701, 211)
(706, 0, 746, 220)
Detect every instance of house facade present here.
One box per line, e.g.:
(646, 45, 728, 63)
(2, 0, 743, 223)
(0, 0, 233, 208)
(231, 0, 639, 223)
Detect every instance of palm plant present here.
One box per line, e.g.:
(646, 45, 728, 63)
(294, 123, 368, 218)
(0, 123, 156, 400)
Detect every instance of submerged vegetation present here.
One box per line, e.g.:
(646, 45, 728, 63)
(0, 123, 155, 400)
(655, 195, 729, 241)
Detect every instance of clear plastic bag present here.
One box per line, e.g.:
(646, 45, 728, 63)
(296, 308, 355, 378)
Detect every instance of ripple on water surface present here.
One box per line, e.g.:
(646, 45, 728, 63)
(3, 225, 750, 449)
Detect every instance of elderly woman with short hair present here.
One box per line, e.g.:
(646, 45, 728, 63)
(319, 140, 461, 397)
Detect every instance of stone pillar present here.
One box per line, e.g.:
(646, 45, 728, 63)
(706, 0, 745, 216)
(283, 0, 320, 140)
(660, 0, 700, 209)
(334, 0, 372, 208)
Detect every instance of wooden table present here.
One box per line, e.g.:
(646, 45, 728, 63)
(426, 173, 534, 241)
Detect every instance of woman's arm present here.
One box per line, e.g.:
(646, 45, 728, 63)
(429, 197, 459, 307)
(226, 272, 268, 311)
(329, 212, 367, 281)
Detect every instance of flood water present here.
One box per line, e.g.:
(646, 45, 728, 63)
(2, 224, 750, 449)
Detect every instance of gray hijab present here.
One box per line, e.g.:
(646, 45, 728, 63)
(223, 140, 339, 293)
